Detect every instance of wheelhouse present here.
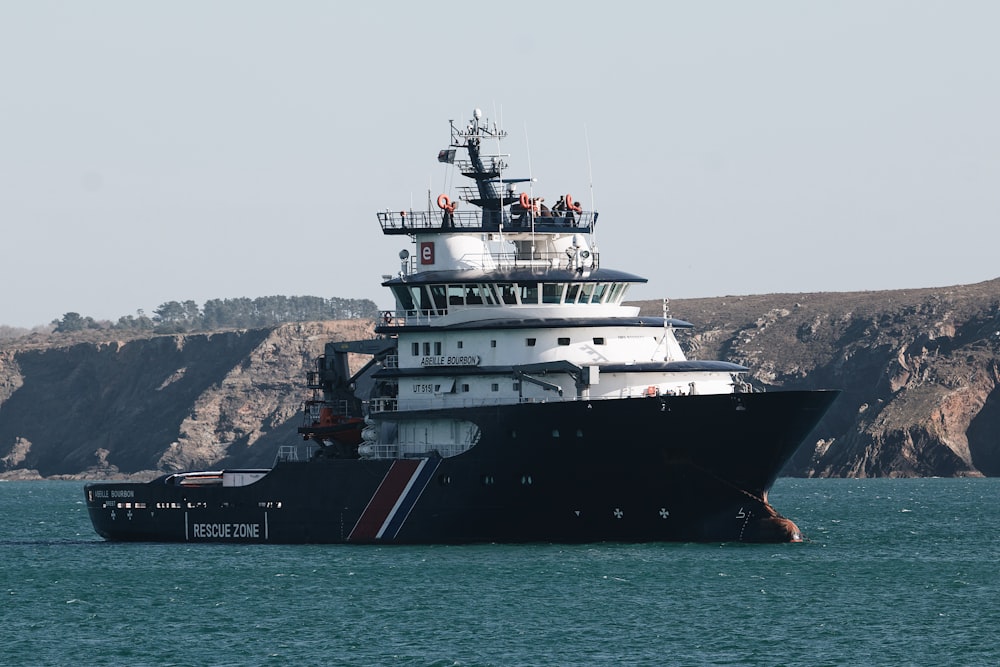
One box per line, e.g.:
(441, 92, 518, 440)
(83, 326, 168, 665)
(388, 279, 634, 316)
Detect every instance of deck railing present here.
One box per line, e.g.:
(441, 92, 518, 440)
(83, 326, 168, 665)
(377, 209, 596, 234)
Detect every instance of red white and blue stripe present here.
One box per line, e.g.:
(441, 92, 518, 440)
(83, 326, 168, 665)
(348, 458, 441, 542)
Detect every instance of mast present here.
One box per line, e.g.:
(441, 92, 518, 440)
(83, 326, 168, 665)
(447, 108, 512, 230)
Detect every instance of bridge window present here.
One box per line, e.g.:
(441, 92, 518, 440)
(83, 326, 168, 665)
(430, 285, 447, 311)
(478, 283, 497, 305)
(464, 285, 489, 305)
(391, 286, 416, 311)
(416, 285, 435, 312)
(566, 284, 581, 303)
(497, 283, 517, 304)
(542, 283, 564, 304)
(519, 283, 538, 304)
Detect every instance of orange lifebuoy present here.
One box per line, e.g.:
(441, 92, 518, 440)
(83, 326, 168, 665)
(566, 194, 583, 213)
(518, 192, 541, 214)
(436, 194, 455, 212)
(646, 385, 658, 397)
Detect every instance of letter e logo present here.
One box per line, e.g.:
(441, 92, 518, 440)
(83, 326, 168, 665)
(420, 242, 435, 265)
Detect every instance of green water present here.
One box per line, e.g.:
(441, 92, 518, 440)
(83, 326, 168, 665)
(1, 478, 997, 666)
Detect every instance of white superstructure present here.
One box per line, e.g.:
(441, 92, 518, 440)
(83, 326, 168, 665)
(360, 110, 749, 459)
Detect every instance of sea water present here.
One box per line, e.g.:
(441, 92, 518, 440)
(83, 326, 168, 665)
(0, 478, 997, 667)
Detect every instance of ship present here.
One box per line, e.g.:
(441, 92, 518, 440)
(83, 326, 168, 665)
(85, 109, 837, 544)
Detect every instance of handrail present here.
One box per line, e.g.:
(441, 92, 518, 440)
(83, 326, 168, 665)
(377, 209, 596, 234)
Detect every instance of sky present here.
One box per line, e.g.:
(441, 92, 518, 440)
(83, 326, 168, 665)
(2, 1, 998, 328)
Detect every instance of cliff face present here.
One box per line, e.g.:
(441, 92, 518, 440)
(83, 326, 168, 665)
(2, 280, 1000, 479)
(641, 278, 1000, 477)
(0, 321, 372, 478)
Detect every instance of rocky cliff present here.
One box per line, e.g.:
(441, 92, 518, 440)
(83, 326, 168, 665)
(0, 321, 372, 479)
(2, 279, 999, 479)
(636, 278, 1000, 477)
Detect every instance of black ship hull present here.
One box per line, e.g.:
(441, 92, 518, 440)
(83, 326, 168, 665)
(85, 389, 837, 544)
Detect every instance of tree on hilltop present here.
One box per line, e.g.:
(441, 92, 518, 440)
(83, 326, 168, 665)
(153, 300, 201, 332)
(39, 296, 379, 336)
(114, 309, 154, 331)
(52, 312, 99, 333)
